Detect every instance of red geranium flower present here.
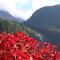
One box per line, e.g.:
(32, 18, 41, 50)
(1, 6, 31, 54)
(0, 31, 60, 60)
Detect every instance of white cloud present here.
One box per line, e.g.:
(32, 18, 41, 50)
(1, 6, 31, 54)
(32, 0, 47, 10)
(0, 0, 60, 20)
(23, 9, 34, 20)
(0, 0, 18, 15)
(32, 0, 59, 11)
(0, 0, 32, 20)
(12, 0, 29, 4)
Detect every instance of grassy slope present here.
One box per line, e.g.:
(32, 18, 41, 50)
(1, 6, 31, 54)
(0, 18, 40, 39)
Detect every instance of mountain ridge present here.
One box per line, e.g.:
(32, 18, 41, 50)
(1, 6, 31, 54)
(24, 4, 60, 47)
(26, 4, 60, 27)
(0, 10, 24, 23)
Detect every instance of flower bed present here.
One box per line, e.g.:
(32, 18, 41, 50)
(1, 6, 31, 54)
(0, 32, 60, 60)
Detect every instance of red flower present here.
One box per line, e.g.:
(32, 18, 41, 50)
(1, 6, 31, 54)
(56, 52, 60, 60)
(0, 31, 60, 60)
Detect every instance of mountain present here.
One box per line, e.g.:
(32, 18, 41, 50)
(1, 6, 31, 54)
(26, 4, 60, 27)
(25, 4, 60, 46)
(0, 10, 24, 23)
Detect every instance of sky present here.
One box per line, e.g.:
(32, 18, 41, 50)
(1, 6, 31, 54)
(0, 0, 60, 20)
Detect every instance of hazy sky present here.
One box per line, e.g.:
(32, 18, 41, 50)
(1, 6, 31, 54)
(0, 0, 60, 20)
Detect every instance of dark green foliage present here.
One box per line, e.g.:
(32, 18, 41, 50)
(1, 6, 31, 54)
(0, 18, 38, 38)
(0, 19, 22, 33)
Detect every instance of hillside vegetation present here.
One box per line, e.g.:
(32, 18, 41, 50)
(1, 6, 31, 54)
(0, 18, 45, 41)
